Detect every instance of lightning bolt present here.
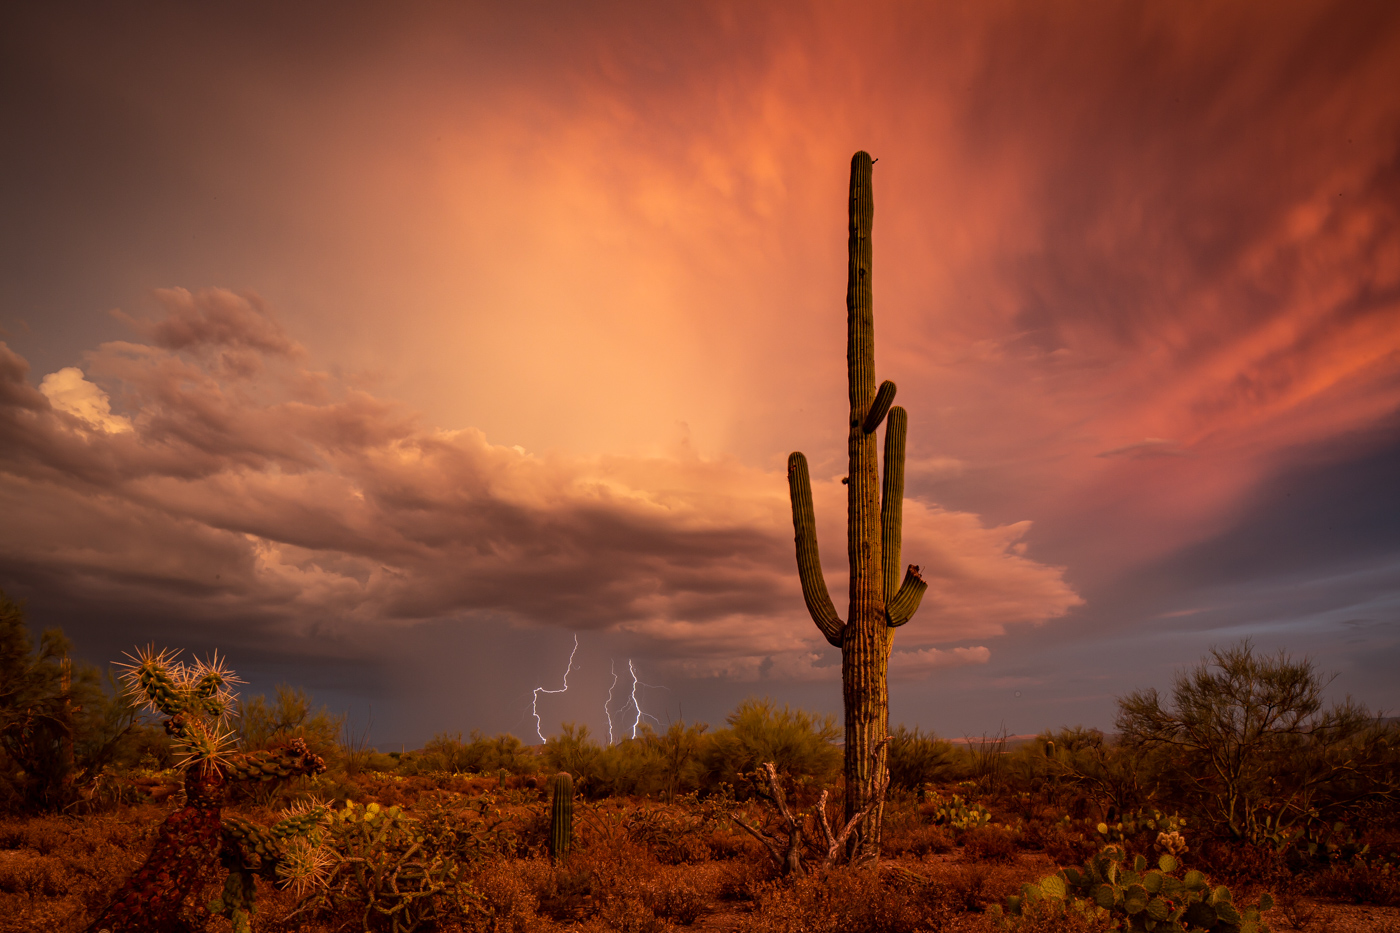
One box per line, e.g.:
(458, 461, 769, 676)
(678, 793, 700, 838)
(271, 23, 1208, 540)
(628, 659, 664, 738)
(532, 634, 579, 744)
(604, 661, 620, 745)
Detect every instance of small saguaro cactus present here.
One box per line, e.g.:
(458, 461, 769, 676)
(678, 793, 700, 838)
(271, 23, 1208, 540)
(548, 771, 575, 863)
(86, 646, 328, 933)
(787, 151, 929, 863)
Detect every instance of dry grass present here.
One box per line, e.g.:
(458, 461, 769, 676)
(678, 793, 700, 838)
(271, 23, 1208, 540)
(2, 775, 1398, 933)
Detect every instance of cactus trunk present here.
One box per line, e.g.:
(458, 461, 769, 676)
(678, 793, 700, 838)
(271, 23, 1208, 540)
(787, 151, 928, 864)
(549, 771, 574, 863)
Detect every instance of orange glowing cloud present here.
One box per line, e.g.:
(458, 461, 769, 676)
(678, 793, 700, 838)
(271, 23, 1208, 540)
(0, 290, 1079, 679)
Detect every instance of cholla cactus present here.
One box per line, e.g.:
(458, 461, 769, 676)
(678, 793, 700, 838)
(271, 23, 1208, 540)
(1156, 830, 1189, 858)
(117, 646, 242, 774)
(87, 646, 328, 933)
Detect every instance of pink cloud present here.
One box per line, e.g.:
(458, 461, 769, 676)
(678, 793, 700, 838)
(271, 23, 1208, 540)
(0, 295, 1080, 677)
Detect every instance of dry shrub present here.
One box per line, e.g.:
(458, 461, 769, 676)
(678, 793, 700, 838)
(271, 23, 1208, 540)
(470, 858, 550, 931)
(0, 853, 66, 897)
(929, 861, 1026, 913)
(15, 817, 66, 856)
(705, 828, 760, 861)
(1196, 839, 1284, 887)
(961, 825, 1018, 864)
(647, 832, 711, 866)
(1018, 820, 1090, 865)
(1308, 860, 1400, 907)
(1273, 887, 1322, 932)
(587, 895, 667, 933)
(1009, 897, 1115, 932)
(641, 878, 706, 925)
(734, 864, 955, 933)
(715, 857, 779, 902)
(534, 862, 597, 922)
(885, 824, 954, 858)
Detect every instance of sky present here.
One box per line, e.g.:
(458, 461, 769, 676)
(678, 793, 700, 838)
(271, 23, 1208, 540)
(3, 1, 1399, 750)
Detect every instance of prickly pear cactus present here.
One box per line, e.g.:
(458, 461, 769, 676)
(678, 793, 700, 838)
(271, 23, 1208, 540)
(549, 771, 574, 863)
(86, 647, 327, 933)
(998, 844, 1275, 932)
(923, 792, 993, 830)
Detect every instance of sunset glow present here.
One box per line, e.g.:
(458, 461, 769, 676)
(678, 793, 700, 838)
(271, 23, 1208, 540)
(2, 2, 1397, 745)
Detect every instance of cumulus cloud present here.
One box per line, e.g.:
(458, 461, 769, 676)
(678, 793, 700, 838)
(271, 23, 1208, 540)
(38, 367, 133, 434)
(0, 293, 1080, 678)
(888, 646, 992, 681)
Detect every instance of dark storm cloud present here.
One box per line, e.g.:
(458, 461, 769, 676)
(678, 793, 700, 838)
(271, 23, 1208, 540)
(0, 289, 1077, 685)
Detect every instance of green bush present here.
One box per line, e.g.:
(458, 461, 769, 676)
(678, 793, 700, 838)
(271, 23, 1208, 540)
(1117, 640, 1399, 849)
(403, 730, 541, 777)
(0, 590, 142, 811)
(887, 725, 962, 790)
(238, 684, 343, 761)
(703, 697, 841, 791)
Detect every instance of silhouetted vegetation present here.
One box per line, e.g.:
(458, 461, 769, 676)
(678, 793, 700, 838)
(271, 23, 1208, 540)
(3, 600, 1399, 931)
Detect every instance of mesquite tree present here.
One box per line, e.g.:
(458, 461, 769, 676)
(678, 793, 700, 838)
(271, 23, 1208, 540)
(787, 151, 928, 863)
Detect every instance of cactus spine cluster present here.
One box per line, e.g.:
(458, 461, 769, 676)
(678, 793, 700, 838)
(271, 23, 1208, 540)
(787, 151, 928, 862)
(87, 646, 327, 933)
(548, 771, 574, 863)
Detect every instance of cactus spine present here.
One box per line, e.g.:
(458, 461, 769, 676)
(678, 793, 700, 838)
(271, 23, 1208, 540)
(87, 646, 327, 933)
(548, 772, 575, 863)
(787, 151, 928, 863)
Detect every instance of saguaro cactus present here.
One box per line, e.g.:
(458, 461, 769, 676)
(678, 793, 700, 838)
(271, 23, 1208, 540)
(548, 771, 575, 863)
(787, 151, 928, 863)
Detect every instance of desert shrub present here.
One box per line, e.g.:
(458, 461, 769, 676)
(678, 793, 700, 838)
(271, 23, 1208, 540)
(641, 877, 707, 925)
(641, 721, 713, 802)
(467, 857, 549, 931)
(1019, 817, 1091, 864)
(1117, 640, 1400, 849)
(1306, 858, 1400, 907)
(0, 592, 142, 812)
(888, 725, 963, 790)
(406, 730, 541, 777)
(295, 801, 483, 931)
(238, 684, 343, 761)
(715, 855, 779, 902)
(961, 825, 1019, 863)
(702, 698, 841, 792)
(885, 824, 955, 858)
(929, 860, 1027, 913)
(1004, 896, 1115, 932)
(1041, 726, 1152, 818)
(0, 852, 67, 896)
(544, 723, 606, 793)
(594, 894, 667, 933)
(706, 827, 759, 861)
(735, 864, 955, 933)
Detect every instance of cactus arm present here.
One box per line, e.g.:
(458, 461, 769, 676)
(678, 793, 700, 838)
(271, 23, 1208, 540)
(886, 565, 928, 627)
(880, 405, 927, 627)
(880, 405, 907, 604)
(221, 738, 326, 783)
(862, 380, 897, 435)
(787, 452, 845, 647)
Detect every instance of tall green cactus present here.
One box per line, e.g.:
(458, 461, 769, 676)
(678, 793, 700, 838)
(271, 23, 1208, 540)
(548, 771, 574, 863)
(787, 151, 928, 864)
